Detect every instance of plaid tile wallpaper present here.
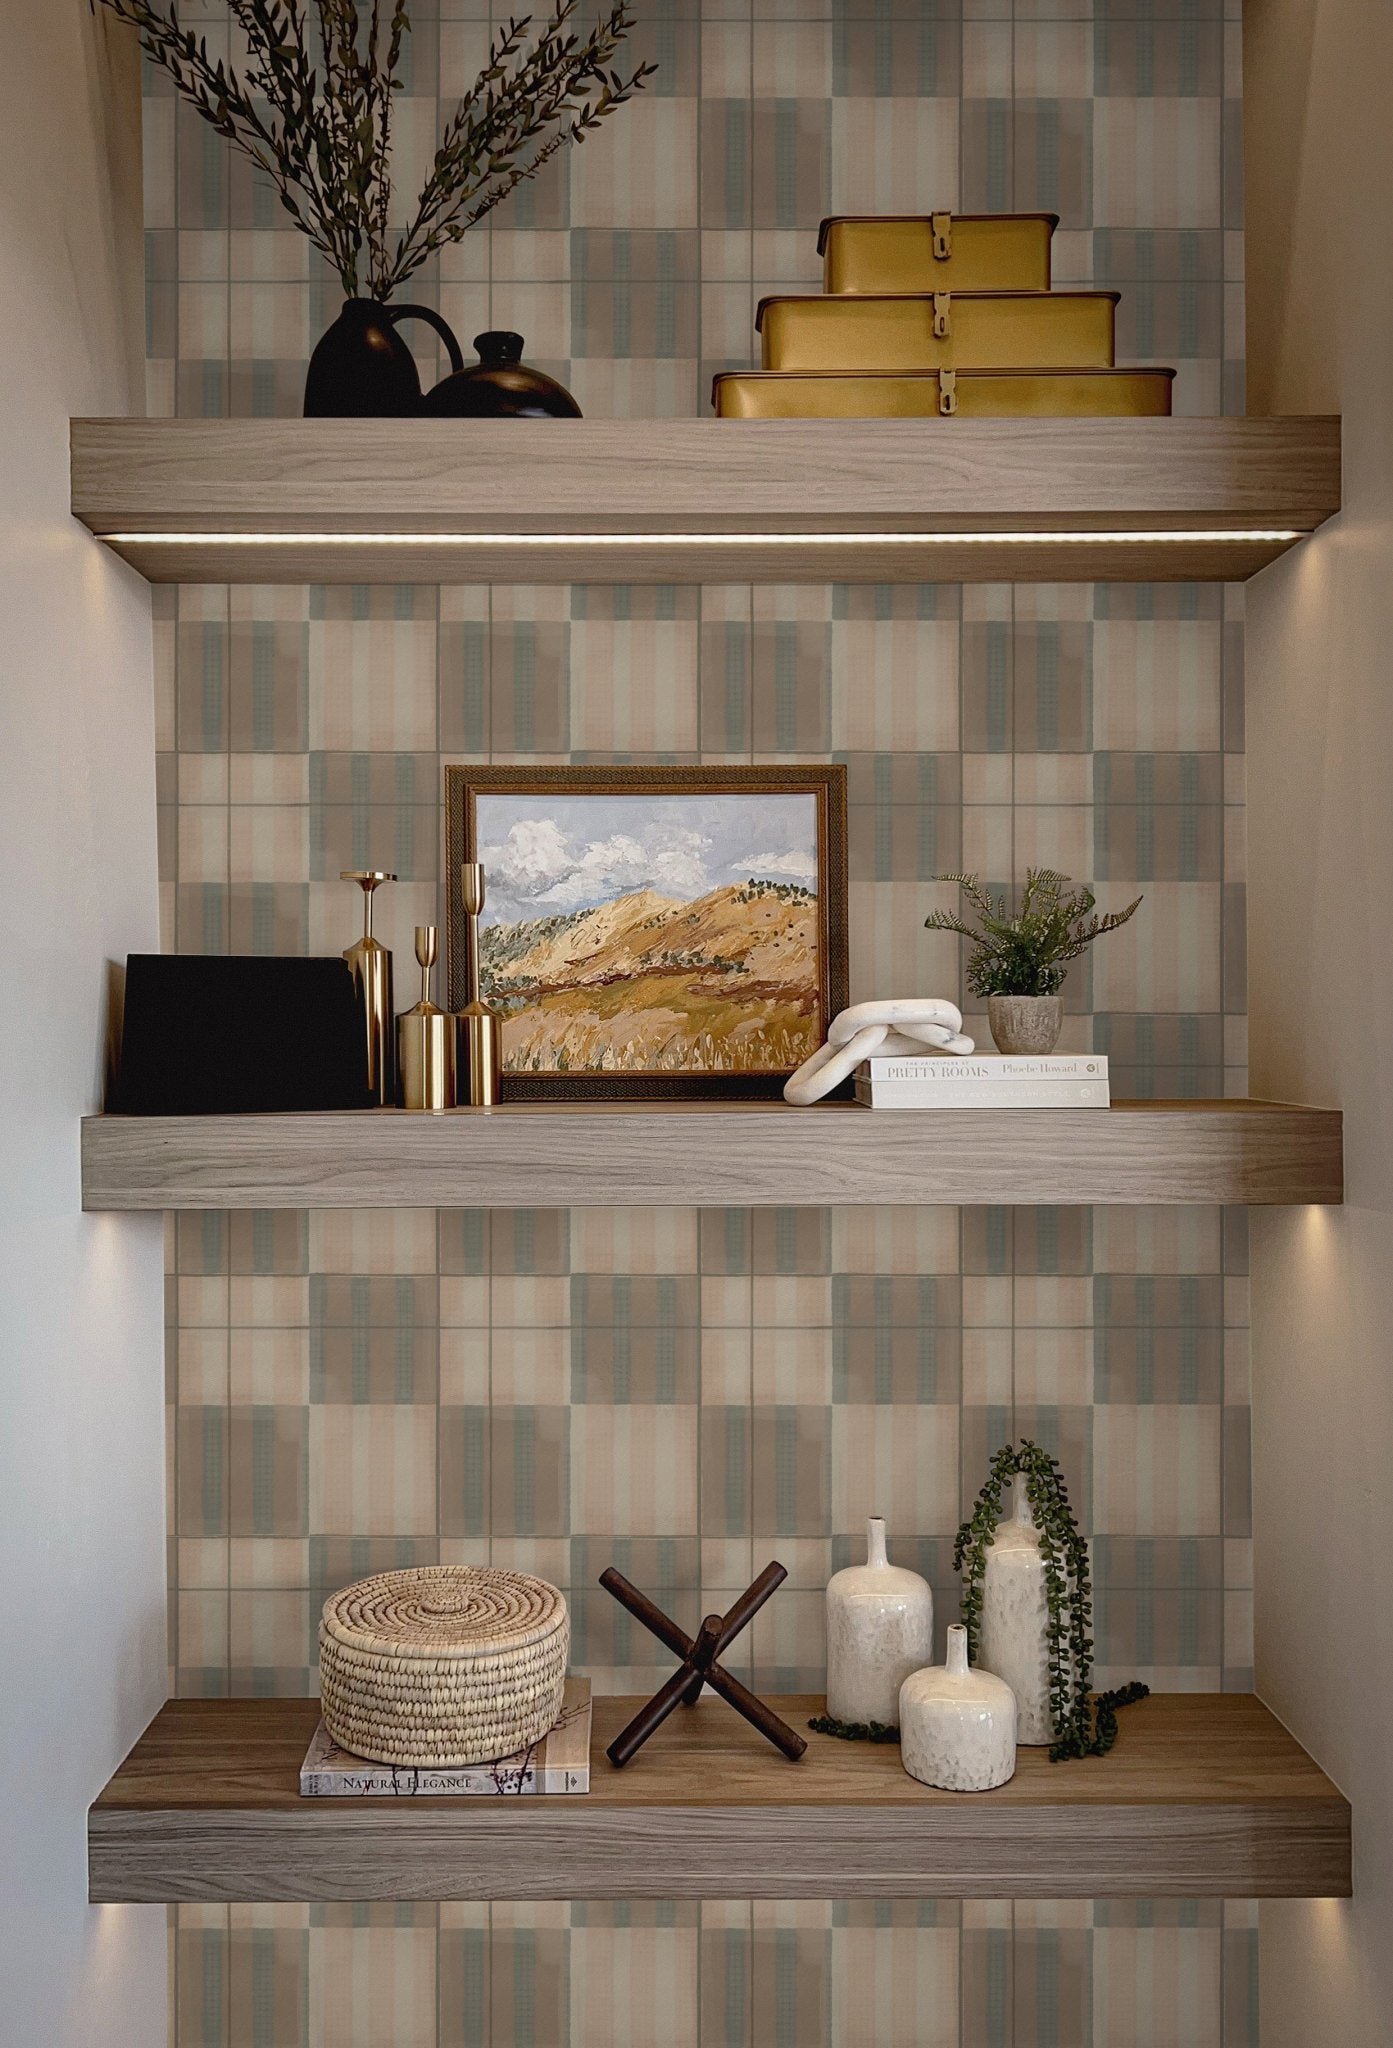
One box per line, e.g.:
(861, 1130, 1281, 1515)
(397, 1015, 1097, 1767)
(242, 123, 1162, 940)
(147, 0, 1257, 2040)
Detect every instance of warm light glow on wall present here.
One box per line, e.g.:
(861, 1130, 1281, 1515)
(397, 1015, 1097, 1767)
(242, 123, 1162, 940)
(102, 528, 1306, 549)
(1303, 1203, 1332, 1243)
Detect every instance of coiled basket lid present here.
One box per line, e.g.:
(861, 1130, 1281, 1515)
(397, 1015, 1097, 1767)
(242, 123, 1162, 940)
(319, 1565, 569, 1767)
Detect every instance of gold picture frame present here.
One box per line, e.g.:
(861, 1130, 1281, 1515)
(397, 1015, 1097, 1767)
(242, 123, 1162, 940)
(444, 764, 848, 1100)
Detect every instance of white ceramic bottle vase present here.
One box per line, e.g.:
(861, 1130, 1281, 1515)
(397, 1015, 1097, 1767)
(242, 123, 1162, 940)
(899, 1624, 1017, 1791)
(824, 1516, 934, 1727)
(978, 1470, 1056, 1745)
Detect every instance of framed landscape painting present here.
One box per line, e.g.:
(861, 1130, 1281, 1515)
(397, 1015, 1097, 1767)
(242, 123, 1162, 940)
(445, 766, 848, 1099)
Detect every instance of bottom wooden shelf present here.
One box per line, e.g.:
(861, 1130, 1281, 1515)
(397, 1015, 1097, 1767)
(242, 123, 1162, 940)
(89, 1692, 1349, 1903)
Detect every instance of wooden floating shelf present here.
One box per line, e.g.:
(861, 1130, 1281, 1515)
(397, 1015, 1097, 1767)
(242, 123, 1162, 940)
(70, 416, 1341, 584)
(80, 1100, 1343, 1211)
(89, 1692, 1350, 1903)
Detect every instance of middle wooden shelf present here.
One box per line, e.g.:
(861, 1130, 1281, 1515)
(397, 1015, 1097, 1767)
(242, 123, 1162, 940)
(80, 1099, 1343, 1210)
(89, 1692, 1351, 1903)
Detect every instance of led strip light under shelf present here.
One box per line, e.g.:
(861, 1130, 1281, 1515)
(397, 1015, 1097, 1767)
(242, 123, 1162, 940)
(103, 528, 1305, 549)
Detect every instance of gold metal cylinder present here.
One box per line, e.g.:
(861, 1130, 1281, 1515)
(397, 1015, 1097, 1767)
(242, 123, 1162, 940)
(458, 1003, 502, 1107)
(398, 1010, 455, 1111)
(457, 862, 504, 1106)
(397, 924, 456, 1112)
(342, 870, 396, 1105)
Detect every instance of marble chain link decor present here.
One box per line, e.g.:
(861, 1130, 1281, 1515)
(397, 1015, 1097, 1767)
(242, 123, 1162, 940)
(783, 997, 974, 1104)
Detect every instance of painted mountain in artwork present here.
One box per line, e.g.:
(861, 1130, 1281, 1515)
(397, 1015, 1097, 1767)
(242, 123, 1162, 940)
(479, 879, 820, 1074)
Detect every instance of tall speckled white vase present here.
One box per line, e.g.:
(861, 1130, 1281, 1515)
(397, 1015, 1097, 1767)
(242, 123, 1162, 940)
(978, 1471, 1055, 1745)
(899, 1624, 1017, 1791)
(825, 1516, 934, 1727)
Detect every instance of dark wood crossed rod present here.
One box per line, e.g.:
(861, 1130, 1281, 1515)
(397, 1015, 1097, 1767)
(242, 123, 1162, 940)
(598, 1560, 808, 1766)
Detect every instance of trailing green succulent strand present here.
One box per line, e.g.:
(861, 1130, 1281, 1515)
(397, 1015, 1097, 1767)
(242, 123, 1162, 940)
(807, 1712, 900, 1744)
(91, 0, 655, 298)
(953, 1440, 1148, 1763)
(924, 868, 1142, 999)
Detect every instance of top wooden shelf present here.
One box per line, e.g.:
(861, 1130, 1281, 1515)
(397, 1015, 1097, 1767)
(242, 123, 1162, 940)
(70, 416, 1341, 585)
(80, 1099, 1343, 1211)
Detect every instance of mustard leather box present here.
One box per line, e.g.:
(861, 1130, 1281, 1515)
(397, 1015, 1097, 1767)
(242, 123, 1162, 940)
(757, 291, 1119, 373)
(712, 367, 1175, 421)
(818, 212, 1058, 294)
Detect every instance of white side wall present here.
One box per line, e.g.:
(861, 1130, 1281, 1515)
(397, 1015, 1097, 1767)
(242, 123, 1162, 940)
(0, 2, 166, 2040)
(1245, 0, 1393, 2039)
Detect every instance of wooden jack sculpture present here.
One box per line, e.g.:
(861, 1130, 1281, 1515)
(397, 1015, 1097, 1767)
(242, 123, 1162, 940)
(598, 1560, 807, 1766)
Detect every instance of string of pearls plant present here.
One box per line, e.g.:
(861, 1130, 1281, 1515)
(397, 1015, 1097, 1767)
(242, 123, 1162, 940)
(954, 1439, 1148, 1762)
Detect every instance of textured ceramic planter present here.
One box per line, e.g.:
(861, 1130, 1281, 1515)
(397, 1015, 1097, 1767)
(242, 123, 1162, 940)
(978, 1472, 1056, 1745)
(898, 1624, 1017, 1791)
(988, 994, 1063, 1055)
(825, 1516, 934, 1727)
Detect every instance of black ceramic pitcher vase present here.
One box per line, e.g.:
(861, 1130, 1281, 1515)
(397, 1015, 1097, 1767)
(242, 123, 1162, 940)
(304, 299, 465, 418)
(421, 330, 582, 417)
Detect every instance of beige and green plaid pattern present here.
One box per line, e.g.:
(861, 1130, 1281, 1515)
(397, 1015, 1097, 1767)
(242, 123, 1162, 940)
(151, 0, 1255, 2039)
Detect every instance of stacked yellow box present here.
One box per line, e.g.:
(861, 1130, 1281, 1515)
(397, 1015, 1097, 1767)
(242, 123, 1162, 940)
(712, 210, 1175, 420)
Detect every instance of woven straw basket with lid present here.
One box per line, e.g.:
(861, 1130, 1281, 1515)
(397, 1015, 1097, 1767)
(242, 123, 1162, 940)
(319, 1566, 569, 1767)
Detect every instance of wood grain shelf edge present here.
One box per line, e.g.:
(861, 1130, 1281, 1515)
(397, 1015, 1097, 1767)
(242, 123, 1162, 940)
(88, 1693, 1352, 1903)
(80, 1100, 1344, 1210)
(70, 416, 1342, 586)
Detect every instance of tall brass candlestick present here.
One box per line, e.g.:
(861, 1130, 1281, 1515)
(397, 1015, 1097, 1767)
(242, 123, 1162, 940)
(341, 870, 396, 1105)
(457, 862, 502, 1106)
(397, 925, 455, 1111)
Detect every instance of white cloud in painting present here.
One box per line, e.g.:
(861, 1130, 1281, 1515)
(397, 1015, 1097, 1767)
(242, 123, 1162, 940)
(475, 791, 821, 927)
(481, 818, 713, 919)
(733, 849, 817, 882)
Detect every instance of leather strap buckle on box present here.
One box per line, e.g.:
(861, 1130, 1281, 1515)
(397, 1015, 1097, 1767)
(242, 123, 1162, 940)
(931, 210, 953, 260)
(932, 291, 952, 339)
(938, 368, 958, 416)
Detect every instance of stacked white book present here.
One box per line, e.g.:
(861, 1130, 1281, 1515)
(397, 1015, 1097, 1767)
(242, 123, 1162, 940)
(300, 1676, 592, 1796)
(855, 1054, 1109, 1109)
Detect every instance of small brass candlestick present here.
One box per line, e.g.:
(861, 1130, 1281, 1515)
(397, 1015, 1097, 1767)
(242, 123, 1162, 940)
(457, 862, 502, 1106)
(397, 925, 455, 1112)
(341, 870, 396, 1105)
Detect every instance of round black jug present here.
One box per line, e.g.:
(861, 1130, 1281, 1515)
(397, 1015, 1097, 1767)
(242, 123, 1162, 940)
(422, 331, 582, 418)
(304, 299, 465, 418)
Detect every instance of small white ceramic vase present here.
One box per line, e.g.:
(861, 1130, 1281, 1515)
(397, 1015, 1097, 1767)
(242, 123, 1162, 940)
(824, 1516, 934, 1727)
(978, 1471, 1056, 1745)
(899, 1624, 1017, 1791)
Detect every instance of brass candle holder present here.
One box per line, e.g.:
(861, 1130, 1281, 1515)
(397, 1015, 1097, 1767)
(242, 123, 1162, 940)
(457, 862, 502, 1106)
(341, 870, 396, 1105)
(397, 925, 455, 1112)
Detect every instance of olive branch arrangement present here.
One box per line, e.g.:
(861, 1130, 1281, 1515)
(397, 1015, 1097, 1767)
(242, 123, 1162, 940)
(925, 869, 1142, 999)
(955, 1439, 1148, 1762)
(91, 0, 656, 299)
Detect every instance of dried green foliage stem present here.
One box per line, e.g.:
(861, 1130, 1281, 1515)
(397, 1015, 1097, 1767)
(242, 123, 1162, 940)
(91, 0, 655, 297)
(924, 868, 1143, 999)
(953, 1439, 1148, 1763)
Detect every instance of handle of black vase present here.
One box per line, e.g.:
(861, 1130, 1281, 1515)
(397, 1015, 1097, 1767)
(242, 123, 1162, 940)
(389, 304, 466, 378)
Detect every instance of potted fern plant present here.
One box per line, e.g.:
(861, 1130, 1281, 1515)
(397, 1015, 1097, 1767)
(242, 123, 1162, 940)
(924, 869, 1142, 1055)
(94, 0, 655, 416)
